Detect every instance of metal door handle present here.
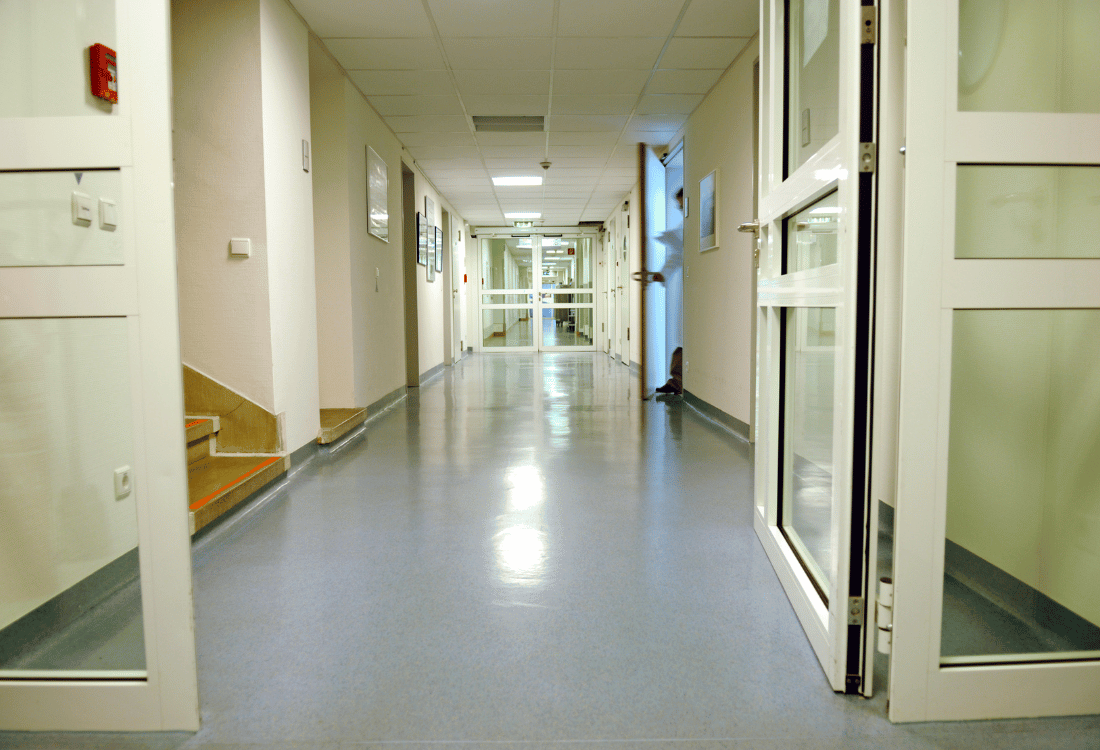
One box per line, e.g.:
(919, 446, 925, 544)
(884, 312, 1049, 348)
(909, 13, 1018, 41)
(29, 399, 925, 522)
(738, 221, 760, 235)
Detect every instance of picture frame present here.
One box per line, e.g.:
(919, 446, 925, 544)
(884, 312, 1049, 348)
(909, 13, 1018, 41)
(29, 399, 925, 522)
(416, 212, 427, 265)
(699, 169, 719, 252)
(435, 226, 444, 273)
(366, 146, 388, 242)
(426, 223, 436, 282)
(424, 195, 435, 224)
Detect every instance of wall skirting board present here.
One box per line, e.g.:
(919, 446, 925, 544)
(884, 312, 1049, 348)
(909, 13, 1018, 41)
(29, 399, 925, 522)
(419, 362, 446, 385)
(683, 390, 752, 445)
(0, 548, 139, 668)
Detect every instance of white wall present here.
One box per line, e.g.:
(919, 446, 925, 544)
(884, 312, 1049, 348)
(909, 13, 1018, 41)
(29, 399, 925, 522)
(408, 163, 453, 377)
(681, 38, 758, 424)
(260, 0, 320, 451)
(173, 0, 276, 412)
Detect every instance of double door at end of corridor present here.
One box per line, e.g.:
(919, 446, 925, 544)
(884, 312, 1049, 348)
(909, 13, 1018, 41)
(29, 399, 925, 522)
(477, 233, 597, 352)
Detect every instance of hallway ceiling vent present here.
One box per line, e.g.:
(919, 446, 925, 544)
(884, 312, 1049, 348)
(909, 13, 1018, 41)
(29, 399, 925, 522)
(473, 116, 544, 132)
(578, 221, 603, 227)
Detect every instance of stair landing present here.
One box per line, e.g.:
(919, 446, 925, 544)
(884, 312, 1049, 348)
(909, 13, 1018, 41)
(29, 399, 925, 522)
(187, 454, 288, 534)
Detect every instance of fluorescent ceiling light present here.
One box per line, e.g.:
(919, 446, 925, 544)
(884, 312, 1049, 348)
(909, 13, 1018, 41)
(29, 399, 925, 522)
(505, 212, 541, 219)
(493, 176, 543, 186)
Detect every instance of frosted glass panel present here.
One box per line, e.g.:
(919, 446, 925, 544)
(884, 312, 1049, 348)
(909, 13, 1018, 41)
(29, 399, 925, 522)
(0, 318, 145, 672)
(482, 239, 534, 291)
(959, 0, 1100, 113)
(482, 309, 534, 348)
(786, 0, 839, 174)
(781, 307, 837, 600)
(956, 166, 1100, 259)
(0, 170, 123, 267)
(0, 0, 118, 117)
(943, 310, 1100, 663)
(786, 191, 839, 272)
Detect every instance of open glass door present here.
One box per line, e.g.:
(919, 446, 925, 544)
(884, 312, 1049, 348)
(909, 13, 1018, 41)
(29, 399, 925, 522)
(754, 0, 879, 694)
(888, 0, 1100, 721)
(537, 236, 597, 351)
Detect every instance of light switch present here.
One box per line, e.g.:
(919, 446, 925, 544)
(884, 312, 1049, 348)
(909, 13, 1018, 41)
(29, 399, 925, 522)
(114, 466, 133, 499)
(230, 237, 251, 257)
(99, 198, 118, 230)
(72, 191, 93, 226)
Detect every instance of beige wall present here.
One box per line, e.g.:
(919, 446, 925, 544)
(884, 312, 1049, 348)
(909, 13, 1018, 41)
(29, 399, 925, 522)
(173, 0, 275, 412)
(681, 38, 758, 425)
(408, 163, 458, 377)
(309, 38, 408, 409)
(261, 0, 320, 452)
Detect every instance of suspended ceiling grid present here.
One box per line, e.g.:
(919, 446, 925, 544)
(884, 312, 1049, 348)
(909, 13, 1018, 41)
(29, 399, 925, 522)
(290, 0, 758, 227)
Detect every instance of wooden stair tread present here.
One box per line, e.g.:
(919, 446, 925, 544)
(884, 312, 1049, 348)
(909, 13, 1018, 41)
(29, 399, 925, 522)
(185, 417, 215, 443)
(318, 407, 368, 444)
(187, 455, 282, 511)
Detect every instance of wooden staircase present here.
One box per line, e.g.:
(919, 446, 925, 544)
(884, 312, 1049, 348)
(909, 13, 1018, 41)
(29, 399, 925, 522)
(185, 416, 288, 534)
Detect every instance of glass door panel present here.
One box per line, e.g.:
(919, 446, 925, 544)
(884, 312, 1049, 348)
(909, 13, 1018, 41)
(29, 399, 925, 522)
(480, 238, 536, 350)
(535, 236, 596, 352)
(0, 318, 145, 675)
(786, 0, 840, 175)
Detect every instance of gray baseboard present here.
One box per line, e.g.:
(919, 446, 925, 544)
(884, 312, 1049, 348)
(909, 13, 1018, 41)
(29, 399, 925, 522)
(420, 362, 446, 385)
(683, 390, 752, 443)
(945, 539, 1100, 652)
(0, 547, 139, 666)
(629, 360, 641, 374)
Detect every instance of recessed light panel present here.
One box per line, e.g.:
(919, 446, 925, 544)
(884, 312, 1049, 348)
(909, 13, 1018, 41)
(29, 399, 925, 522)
(493, 176, 543, 186)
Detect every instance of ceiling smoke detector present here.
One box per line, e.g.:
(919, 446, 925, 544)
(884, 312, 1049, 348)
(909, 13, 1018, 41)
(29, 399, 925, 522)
(540, 160, 552, 170)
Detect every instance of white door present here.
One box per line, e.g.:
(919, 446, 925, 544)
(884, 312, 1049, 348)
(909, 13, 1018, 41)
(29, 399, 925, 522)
(754, 0, 878, 694)
(888, 0, 1100, 721)
(0, 0, 199, 730)
(639, 143, 667, 397)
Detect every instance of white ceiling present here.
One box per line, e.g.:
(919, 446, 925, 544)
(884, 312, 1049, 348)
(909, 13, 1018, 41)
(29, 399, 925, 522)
(290, 0, 758, 227)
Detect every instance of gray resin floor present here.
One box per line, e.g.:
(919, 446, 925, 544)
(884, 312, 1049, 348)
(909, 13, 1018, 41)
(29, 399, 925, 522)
(3, 353, 1099, 749)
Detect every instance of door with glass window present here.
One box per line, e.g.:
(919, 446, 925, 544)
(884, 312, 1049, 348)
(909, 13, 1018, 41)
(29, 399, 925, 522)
(478, 234, 596, 352)
(754, 0, 878, 695)
(888, 0, 1100, 721)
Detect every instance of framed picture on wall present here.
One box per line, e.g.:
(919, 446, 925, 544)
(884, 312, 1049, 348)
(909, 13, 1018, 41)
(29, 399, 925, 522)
(426, 223, 436, 282)
(416, 213, 427, 265)
(366, 146, 388, 242)
(424, 195, 435, 224)
(699, 169, 719, 252)
(435, 227, 444, 273)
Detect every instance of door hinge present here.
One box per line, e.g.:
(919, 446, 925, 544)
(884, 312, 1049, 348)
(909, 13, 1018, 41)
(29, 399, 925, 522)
(861, 6, 877, 44)
(847, 596, 865, 626)
(876, 577, 894, 655)
(859, 142, 876, 173)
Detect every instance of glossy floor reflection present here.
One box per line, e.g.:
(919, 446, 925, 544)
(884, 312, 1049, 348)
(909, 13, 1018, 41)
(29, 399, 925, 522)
(2, 353, 1098, 749)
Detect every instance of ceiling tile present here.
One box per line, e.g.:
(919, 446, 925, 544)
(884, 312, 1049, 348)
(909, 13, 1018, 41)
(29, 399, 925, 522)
(660, 37, 750, 70)
(551, 95, 636, 116)
(553, 38, 664, 70)
(368, 95, 465, 116)
(546, 145, 615, 159)
(349, 70, 454, 96)
(475, 132, 547, 147)
(464, 95, 548, 117)
(296, 0, 433, 37)
(545, 157, 609, 169)
(558, 0, 684, 37)
(554, 70, 649, 95)
(405, 145, 482, 160)
(427, 0, 556, 37)
(398, 132, 476, 147)
(386, 115, 470, 132)
(636, 94, 705, 115)
(676, 0, 759, 37)
(548, 131, 620, 146)
(442, 38, 553, 69)
(547, 115, 629, 132)
(483, 157, 547, 169)
(647, 69, 725, 95)
(478, 147, 546, 160)
(455, 70, 551, 96)
(628, 114, 687, 131)
(415, 158, 485, 169)
(324, 38, 443, 70)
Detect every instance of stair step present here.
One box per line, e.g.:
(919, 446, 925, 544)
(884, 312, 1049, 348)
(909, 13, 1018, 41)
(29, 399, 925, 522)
(185, 417, 218, 465)
(187, 454, 288, 534)
(318, 407, 369, 445)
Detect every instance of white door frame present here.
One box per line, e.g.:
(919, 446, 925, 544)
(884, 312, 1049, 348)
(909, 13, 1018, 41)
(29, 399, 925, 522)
(753, 0, 877, 695)
(888, 0, 1100, 722)
(0, 0, 199, 730)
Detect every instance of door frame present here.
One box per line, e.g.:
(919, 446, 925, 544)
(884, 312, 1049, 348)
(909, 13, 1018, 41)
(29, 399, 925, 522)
(472, 227, 600, 354)
(0, 0, 199, 730)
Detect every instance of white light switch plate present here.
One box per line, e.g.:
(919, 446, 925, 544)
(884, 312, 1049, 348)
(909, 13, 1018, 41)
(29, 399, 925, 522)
(72, 191, 93, 226)
(230, 237, 251, 257)
(99, 198, 118, 230)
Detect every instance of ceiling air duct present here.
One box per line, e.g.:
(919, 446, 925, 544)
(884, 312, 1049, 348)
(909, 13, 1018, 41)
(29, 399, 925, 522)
(473, 116, 545, 132)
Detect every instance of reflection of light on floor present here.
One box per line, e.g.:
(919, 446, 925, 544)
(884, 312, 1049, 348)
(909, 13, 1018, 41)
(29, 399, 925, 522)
(494, 526, 546, 585)
(505, 465, 544, 511)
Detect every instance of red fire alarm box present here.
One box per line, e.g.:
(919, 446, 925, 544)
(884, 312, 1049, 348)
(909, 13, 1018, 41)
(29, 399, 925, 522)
(90, 44, 118, 103)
